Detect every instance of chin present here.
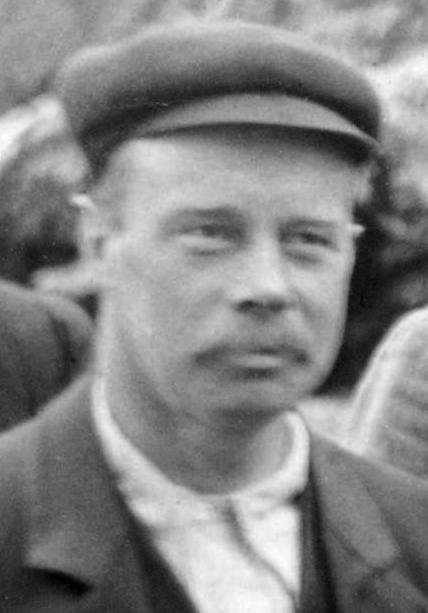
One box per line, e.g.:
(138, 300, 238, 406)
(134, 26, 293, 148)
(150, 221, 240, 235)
(219, 383, 300, 417)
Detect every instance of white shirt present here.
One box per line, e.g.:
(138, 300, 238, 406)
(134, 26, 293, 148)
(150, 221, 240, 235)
(93, 385, 310, 613)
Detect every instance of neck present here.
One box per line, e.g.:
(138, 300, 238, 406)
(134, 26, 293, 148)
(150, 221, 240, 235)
(111, 380, 292, 494)
(97, 310, 296, 495)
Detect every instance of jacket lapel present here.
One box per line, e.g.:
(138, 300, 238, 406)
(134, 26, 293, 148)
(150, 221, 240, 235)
(23, 379, 154, 613)
(306, 435, 427, 612)
(298, 475, 335, 613)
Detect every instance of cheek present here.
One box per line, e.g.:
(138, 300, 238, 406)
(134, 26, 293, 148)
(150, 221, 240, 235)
(300, 260, 352, 336)
(112, 236, 218, 337)
(296, 265, 352, 384)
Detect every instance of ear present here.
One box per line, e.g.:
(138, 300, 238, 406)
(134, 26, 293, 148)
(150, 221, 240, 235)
(355, 161, 375, 204)
(70, 193, 114, 259)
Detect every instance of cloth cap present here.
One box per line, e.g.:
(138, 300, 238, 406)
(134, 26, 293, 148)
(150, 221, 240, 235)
(55, 20, 382, 173)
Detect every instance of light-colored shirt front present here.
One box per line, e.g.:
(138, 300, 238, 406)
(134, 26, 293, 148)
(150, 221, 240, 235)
(93, 384, 310, 613)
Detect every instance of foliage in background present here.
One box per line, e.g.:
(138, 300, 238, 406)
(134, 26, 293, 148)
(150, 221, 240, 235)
(324, 143, 428, 390)
(0, 0, 428, 114)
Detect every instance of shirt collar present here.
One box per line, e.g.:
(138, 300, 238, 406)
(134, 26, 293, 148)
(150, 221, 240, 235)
(92, 381, 310, 529)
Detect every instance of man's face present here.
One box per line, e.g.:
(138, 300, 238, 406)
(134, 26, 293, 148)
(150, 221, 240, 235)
(102, 128, 365, 422)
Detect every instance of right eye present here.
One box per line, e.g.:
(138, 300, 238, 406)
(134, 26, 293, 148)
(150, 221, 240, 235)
(178, 223, 238, 253)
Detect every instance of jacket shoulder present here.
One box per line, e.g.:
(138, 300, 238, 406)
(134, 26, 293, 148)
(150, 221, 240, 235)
(312, 435, 428, 586)
(314, 435, 428, 511)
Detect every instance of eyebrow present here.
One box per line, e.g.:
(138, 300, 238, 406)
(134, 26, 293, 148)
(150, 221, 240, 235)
(160, 204, 352, 237)
(283, 218, 349, 231)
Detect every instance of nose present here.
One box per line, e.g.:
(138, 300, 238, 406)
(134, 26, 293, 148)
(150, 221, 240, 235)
(229, 240, 296, 317)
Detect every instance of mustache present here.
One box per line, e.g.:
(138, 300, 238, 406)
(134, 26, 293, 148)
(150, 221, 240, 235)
(193, 336, 309, 366)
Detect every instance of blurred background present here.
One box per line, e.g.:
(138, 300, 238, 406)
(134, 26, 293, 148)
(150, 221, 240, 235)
(1, 0, 428, 429)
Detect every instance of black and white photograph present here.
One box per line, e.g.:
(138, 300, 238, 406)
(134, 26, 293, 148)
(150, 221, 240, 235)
(0, 1, 427, 610)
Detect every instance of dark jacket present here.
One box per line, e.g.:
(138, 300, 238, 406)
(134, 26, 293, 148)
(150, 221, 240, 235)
(0, 280, 92, 431)
(0, 378, 427, 612)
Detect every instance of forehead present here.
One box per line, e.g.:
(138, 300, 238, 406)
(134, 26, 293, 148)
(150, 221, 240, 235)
(102, 128, 367, 224)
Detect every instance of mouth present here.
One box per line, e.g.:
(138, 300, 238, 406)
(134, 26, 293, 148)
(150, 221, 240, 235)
(197, 341, 307, 375)
(229, 347, 287, 370)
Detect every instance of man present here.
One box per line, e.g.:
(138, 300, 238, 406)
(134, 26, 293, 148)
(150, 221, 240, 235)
(0, 279, 92, 430)
(0, 20, 426, 612)
(349, 305, 428, 478)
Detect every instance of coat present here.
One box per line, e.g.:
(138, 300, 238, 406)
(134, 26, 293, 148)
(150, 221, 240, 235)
(0, 378, 427, 612)
(0, 280, 93, 431)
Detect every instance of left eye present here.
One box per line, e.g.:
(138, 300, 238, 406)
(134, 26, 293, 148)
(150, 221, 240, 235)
(190, 224, 229, 239)
(178, 224, 237, 252)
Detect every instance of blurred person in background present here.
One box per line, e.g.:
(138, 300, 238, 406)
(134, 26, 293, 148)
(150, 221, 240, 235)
(349, 305, 428, 478)
(0, 20, 426, 611)
(31, 191, 103, 319)
(0, 97, 85, 285)
(0, 278, 93, 431)
(0, 96, 100, 317)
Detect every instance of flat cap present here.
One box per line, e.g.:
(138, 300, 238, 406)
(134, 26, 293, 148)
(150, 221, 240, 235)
(56, 20, 382, 172)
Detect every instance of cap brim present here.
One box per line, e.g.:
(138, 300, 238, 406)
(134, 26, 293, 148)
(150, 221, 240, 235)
(139, 93, 378, 153)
